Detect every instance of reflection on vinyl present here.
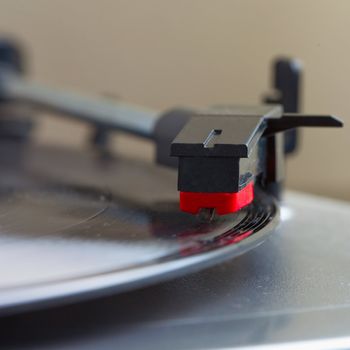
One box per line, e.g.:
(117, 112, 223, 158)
(0, 143, 278, 313)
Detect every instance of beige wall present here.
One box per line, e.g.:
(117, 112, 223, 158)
(0, 0, 349, 200)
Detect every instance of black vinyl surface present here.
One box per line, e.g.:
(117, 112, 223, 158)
(0, 141, 278, 315)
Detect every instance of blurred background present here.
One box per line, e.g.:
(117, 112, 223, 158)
(0, 0, 348, 200)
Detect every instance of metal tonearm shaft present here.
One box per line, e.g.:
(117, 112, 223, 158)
(0, 68, 159, 139)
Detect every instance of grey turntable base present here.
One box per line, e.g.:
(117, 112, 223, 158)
(1, 190, 350, 349)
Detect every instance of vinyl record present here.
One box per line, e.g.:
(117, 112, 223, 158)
(0, 141, 279, 314)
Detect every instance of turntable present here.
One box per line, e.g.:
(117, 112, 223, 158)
(0, 39, 349, 350)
